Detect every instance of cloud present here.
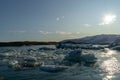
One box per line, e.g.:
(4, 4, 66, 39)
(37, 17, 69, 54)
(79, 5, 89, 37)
(76, 32, 80, 34)
(56, 16, 64, 21)
(56, 31, 72, 35)
(62, 16, 64, 19)
(83, 24, 91, 27)
(38, 30, 52, 35)
(18, 31, 26, 33)
(9, 30, 27, 33)
(56, 17, 60, 21)
(98, 23, 105, 26)
(38, 31, 73, 35)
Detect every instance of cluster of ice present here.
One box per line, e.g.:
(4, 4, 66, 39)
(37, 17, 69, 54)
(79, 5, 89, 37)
(56, 43, 105, 50)
(63, 49, 97, 67)
(38, 47, 55, 51)
(1, 45, 120, 80)
(111, 46, 120, 51)
(56, 43, 79, 49)
(0, 49, 17, 58)
(0, 46, 98, 72)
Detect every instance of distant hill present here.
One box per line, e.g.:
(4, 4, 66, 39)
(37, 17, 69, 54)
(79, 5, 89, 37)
(0, 41, 58, 47)
(61, 34, 120, 44)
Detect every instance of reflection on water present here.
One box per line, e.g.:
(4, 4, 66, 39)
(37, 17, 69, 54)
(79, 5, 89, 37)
(100, 48, 120, 80)
(101, 57, 119, 73)
(101, 48, 117, 57)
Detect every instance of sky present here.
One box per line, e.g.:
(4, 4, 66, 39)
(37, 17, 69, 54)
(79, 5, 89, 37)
(0, 0, 120, 42)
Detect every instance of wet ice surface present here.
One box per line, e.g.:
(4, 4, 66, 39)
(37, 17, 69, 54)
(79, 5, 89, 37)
(0, 45, 120, 80)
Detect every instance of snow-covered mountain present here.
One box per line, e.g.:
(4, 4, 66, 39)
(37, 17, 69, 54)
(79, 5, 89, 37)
(61, 34, 120, 44)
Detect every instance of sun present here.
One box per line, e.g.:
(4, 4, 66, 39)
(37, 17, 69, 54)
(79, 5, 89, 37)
(103, 14, 116, 24)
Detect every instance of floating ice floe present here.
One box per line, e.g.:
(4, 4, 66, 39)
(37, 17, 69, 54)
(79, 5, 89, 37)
(20, 57, 40, 67)
(63, 49, 82, 64)
(38, 47, 55, 51)
(63, 49, 97, 67)
(56, 43, 105, 50)
(54, 49, 72, 54)
(0, 49, 17, 58)
(111, 46, 120, 51)
(8, 57, 42, 70)
(81, 54, 97, 67)
(56, 43, 79, 49)
(39, 65, 68, 72)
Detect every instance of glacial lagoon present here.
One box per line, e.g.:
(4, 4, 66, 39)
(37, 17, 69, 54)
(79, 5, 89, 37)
(0, 45, 120, 80)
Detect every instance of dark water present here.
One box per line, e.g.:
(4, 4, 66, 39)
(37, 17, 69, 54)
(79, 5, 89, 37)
(0, 45, 120, 80)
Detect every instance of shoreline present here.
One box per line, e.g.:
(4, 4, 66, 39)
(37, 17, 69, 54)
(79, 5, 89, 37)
(0, 41, 58, 47)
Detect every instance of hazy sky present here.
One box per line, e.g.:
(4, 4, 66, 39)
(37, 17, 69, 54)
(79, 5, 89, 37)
(0, 0, 120, 42)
